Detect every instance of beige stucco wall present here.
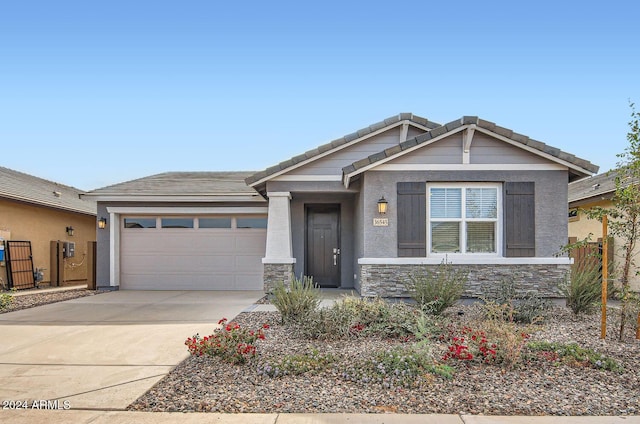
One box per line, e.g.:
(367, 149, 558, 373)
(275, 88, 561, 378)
(0, 199, 96, 288)
(569, 199, 640, 291)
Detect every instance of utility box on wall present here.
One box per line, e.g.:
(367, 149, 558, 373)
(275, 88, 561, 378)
(63, 241, 75, 258)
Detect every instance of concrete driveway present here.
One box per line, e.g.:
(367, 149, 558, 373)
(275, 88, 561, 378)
(0, 290, 263, 410)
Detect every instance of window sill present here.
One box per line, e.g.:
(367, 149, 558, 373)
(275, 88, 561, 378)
(358, 257, 572, 265)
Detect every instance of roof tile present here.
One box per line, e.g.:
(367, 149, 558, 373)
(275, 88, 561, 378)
(524, 138, 546, 151)
(369, 121, 387, 132)
(352, 158, 372, 170)
(430, 125, 448, 138)
(543, 145, 561, 157)
(510, 132, 529, 144)
(384, 144, 403, 157)
(477, 118, 497, 131)
(384, 116, 400, 125)
(492, 125, 514, 138)
(462, 116, 479, 125)
(343, 132, 360, 142)
(342, 164, 356, 174)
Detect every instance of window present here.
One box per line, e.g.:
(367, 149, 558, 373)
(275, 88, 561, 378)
(236, 217, 268, 229)
(124, 218, 156, 229)
(161, 218, 194, 228)
(428, 184, 500, 254)
(198, 217, 232, 228)
(568, 208, 579, 222)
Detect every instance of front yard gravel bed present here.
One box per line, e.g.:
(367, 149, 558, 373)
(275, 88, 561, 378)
(129, 306, 640, 416)
(0, 288, 101, 314)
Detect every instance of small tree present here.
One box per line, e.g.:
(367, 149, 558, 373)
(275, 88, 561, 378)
(585, 101, 640, 340)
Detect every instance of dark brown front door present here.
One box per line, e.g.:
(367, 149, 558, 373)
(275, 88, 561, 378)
(306, 205, 340, 288)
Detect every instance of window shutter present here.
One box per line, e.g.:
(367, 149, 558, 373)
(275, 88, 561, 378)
(504, 182, 535, 257)
(397, 182, 426, 257)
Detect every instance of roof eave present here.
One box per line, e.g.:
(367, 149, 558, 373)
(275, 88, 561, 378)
(0, 193, 97, 216)
(84, 194, 266, 203)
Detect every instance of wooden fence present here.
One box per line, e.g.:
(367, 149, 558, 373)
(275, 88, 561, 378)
(567, 237, 614, 271)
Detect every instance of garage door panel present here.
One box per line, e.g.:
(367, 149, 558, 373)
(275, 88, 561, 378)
(236, 233, 267, 250)
(235, 255, 265, 272)
(120, 217, 266, 290)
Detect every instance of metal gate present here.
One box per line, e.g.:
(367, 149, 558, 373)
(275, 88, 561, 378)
(5, 241, 36, 290)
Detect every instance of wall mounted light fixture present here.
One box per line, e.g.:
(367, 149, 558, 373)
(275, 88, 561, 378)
(66, 226, 74, 237)
(377, 196, 388, 214)
(98, 217, 107, 229)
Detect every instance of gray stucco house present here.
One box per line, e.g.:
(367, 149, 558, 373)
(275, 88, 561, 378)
(84, 114, 598, 297)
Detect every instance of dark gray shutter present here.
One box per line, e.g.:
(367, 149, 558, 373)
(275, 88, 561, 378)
(397, 182, 426, 257)
(505, 182, 535, 257)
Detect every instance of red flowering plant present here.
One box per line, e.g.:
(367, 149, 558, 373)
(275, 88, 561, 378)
(185, 318, 269, 364)
(441, 325, 499, 364)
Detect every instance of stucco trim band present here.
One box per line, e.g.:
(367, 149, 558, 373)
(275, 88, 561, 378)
(358, 257, 572, 265)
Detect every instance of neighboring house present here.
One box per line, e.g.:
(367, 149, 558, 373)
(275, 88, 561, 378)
(568, 170, 640, 291)
(0, 166, 97, 289)
(86, 114, 598, 297)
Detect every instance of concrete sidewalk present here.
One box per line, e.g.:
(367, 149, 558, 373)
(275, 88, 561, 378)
(0, 410, 637, 424)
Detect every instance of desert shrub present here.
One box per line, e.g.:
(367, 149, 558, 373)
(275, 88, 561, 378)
(340, 345, 452, 388)
(560, 258, 602, 314)
(527, 340, 622, 372)
(271, 275, 320, 324)
(483, 279, 550, 324)
(295, 296, 423, 340)
(440, 320, 532, 369)
(256, 348, 335, 377)
(0, 292, 13, 311)
(405, 261, 467, 315)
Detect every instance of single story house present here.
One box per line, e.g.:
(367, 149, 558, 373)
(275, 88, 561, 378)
(85, 114, 598, 297)
(0, 166, 97, 289)
(568, 170, 640, 292)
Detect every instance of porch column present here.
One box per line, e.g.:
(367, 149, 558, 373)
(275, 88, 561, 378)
(262, 192, 295, 290)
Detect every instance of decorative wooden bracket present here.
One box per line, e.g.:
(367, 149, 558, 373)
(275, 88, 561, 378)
(399, 123, 409, 142)
(462, 124, 476, 164)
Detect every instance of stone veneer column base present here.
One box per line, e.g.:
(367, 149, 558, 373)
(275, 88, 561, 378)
(263, 263, 294, 292)
(359, 263, 571, 298)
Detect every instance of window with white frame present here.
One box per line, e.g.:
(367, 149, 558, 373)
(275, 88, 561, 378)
(428, 183, 501, 254)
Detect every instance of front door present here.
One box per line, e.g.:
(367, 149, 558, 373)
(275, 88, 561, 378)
(306, 205, 340, 288)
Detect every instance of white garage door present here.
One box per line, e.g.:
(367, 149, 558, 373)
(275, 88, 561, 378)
(120, 216, 267, 290)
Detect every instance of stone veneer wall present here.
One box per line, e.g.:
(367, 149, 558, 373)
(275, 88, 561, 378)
(359, 263, 570, 298)
(263, 263, 294, 292)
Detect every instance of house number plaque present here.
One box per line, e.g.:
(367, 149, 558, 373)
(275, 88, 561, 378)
(373, 218, 389, 226)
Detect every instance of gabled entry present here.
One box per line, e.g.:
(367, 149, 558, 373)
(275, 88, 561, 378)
(306, 205, 340, 288)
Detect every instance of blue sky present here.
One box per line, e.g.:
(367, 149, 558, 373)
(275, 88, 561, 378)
(1, 1, 639, 190)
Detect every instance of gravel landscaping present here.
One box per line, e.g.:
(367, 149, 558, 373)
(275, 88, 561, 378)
(0, 288, 101, 314)
(129, 303, 640, 416)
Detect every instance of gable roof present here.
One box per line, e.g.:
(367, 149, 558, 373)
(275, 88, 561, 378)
(342, 116, 599, 185)
(245, 113, 440, 187)
(84, 171, 265, 202)
(0, 166, 96, 216)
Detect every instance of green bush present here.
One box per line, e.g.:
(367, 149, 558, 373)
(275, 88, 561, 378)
(295, 296, 422, 340)
(527, 340, 622, 372)
(483, 279, 550, 324)
(340, 345, 452, 388)
(404, 262, 467, 315)
(271, 275, 320, 324)
(561, 259, 602, 315)
(256, 349, 335, 377)
(0, 292, 13, 311)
